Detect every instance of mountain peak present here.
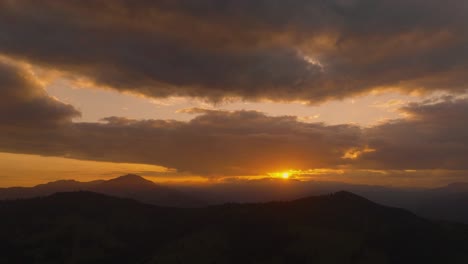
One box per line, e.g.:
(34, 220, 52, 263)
(332, 190, 364, 198)
(328, 190, 376, 204)
(105, 174, 155, 185)
(119, 174, 145, 179)
(291, 191, 373, 207)
(42, 179, 79, 186)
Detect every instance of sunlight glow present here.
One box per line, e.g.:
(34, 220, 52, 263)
(268, 170, 294, 179)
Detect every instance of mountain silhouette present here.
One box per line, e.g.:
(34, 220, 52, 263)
(407, 183, 468, 223)
(0, 174, 203, 207)
(174, 179, 468, 224)
(1, 191, 467, 263)
(3, 176, 468, 224)
(433, 182, 468, 193)
(100, 173, 159, 186)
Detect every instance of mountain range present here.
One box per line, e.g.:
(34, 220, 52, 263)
(0, 174, 203, 208)
(2, 174, 468, 224)
(1, 191, 468, 263)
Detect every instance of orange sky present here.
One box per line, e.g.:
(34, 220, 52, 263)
(1, 152, 466, 189)
(1, 1, 468, 188)
(0, 152, 206, 187)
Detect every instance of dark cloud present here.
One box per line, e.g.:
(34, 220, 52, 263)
(362, 97, 468, 170)
(0, 109, 363, 175)
(0, 0, 467, 102)
(65, 98, 468, 175)
(1, 0, 468, 177)
(1, 71, 468, 175)
(0, 60, 80, 127)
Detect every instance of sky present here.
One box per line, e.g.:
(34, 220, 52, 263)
(1, 0, 468, 187)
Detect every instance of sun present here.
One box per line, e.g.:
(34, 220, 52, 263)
(267, 170, 293, 179)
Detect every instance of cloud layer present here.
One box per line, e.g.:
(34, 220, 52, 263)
(0, 60, 80, 126)
(0, 0, 467, 102)
(0, 106, 363, 175)
(1, 61, 468, 176)
(362, 97, 468, 170)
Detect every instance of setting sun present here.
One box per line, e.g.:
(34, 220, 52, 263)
(268, 170, 294, 179)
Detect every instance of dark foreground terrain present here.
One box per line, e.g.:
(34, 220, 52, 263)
(1, 191, 468, 264)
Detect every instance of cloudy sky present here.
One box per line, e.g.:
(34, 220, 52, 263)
(1, 0, 467, 187)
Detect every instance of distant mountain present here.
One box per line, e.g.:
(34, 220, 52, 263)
(0, 174, 203, 207)
(3, 176, 468, 224)
(354, 182, 468, 224)
(0, 191, 467, 263)
(431, 182, 468, 193)
(406, 182, 468, 223)
(174, 179, 468, 224)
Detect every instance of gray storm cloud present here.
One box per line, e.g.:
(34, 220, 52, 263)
(0, 0, 467, 102)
